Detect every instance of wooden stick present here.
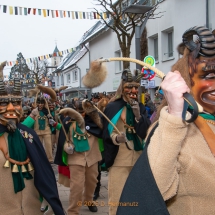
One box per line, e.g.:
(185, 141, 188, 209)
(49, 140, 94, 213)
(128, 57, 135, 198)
(58, 115, 70, 142)
(92, 103, 132, 150)
(92, 104, 121, 135)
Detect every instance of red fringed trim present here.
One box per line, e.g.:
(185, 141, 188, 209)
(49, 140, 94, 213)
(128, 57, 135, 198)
(58, 165, 70, 178)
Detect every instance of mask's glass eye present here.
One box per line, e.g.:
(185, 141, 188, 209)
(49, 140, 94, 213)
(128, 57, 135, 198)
(12, 102, 20, 106)
(205, 73, 215, 79)
(0, 102, 8, 106)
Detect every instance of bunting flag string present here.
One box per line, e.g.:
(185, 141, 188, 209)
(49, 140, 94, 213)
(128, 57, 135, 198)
(2, 46, 79, 67)
(0, 5, 110, 20)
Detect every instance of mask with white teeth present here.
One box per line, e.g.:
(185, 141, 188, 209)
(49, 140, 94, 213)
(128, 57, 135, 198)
(0, 79, 23, 132)
(121, 69, 142, 105)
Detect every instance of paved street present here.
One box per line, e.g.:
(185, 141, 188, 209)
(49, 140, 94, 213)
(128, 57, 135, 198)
(52, 164, 109, 215)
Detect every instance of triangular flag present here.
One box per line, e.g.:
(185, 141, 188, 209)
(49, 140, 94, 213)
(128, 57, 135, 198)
(43, 9, 47, 17)
(51, 10, 55, 18)
(9, 6, 13, 15)
(67, 11, 70, 18)
(33, 8, 36, 15)
(28, 8, 31, 14)
(55, 10, 58, 17)
(38, 9, 41, 15)
(75, 12, 78, 19)
(3, 5, 7, 13)
(47, 10, 50, 16)
(19, 7, 22, 15)
(60, 10, 63, 18)
(14, 7, 18, 15)
(24, 8, 27, 15)
(64, 11, 66, 17)
(71, 11, 75, 19)
(79, 12, 82, 19)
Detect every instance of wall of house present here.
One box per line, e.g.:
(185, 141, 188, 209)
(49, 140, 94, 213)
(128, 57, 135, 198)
(88, 28, 136, 94)
(146, 0, 215, 90)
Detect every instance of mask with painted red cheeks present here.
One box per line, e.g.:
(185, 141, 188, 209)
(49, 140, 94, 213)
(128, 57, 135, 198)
(48, 102, 55, 111)
(191, 57, 215, 114)
(0, 97, 22, 123)
(123, 82, 140, 105)
(37, 97, 45, 111)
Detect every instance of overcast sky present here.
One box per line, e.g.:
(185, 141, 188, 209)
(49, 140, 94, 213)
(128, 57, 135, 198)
(0, 0, 105, 75)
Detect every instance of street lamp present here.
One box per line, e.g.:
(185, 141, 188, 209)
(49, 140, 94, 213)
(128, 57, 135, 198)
(123, 4, 153, 70)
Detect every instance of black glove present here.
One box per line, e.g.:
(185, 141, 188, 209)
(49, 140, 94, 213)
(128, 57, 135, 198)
(116, 132, 127, 143)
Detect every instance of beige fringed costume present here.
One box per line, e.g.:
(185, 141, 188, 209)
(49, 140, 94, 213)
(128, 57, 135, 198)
(0, 134, 41, 215)
(56, 104, 102, 215)
(148, 107, 215, 215)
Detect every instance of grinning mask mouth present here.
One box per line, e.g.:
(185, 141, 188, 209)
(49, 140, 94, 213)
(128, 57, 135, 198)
(0, 97, 22, 121)
(0, 78, 23, 131)
(123, 82, 140, 105)
(120, 69, 142, 105)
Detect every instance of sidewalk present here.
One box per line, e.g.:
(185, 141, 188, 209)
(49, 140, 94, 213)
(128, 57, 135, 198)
(52, 164, 109, 215)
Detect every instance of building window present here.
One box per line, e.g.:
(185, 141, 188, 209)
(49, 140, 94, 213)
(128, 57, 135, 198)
(54, 58, 57, 66)
(154, 37, 158, 61)
(115, 50, 122, 73)
(122, 0, 128, 10)
(168, 32, 173, 57)
(161, 27, 174, 61)
(67, 74, 70, 83)
(57, 76, 59, 85)
(73, 70, 78, 81)
(61, 75, 64, 85)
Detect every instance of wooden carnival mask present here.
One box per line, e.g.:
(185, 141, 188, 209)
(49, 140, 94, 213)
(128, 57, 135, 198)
(181, 26, 215, 114)
(121, 69, 141, 105)
(0, 79, 23, 131)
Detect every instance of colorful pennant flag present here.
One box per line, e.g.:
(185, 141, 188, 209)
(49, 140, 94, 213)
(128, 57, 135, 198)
(0, 4, 109, 20)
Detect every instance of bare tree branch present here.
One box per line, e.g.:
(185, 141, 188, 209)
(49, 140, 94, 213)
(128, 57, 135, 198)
(92, 0, 166, 69)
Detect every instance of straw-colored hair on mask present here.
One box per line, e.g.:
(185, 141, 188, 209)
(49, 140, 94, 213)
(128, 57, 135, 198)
(54, 86, 68, 93)
(37, 85, 57, 102)
(82, 61, 107, 88)
(59, 108, 85, 131)
(28, 87, 40, 97)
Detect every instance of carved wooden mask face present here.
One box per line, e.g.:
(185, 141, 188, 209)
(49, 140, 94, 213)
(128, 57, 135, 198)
(0, 96, 22, 124)
(37, 98, 45, 111)
(191, 56, 215, 114)
(122, 82, 140, 104)
(48, 102, 55, 111)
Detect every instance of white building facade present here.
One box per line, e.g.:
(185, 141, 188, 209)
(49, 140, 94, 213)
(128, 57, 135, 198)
(146, 0, 215, 91)
(54, 0, 215, 100)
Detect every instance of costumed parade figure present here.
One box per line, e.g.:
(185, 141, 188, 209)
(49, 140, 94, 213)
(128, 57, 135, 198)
(53, 86, 68, 145)
(27, 85, 61, 163)
(91, 92, 109, 201)
(117, 26, 215, 215)
(55, 98, 103, 215)
(0, 78, 64, 215)
(83, 64, 151, 215)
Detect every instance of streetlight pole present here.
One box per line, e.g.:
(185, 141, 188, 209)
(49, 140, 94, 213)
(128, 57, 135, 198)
(206, 0, 209, 29)
(123, 4, 153, 69)
(123, 4, 153, 101)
